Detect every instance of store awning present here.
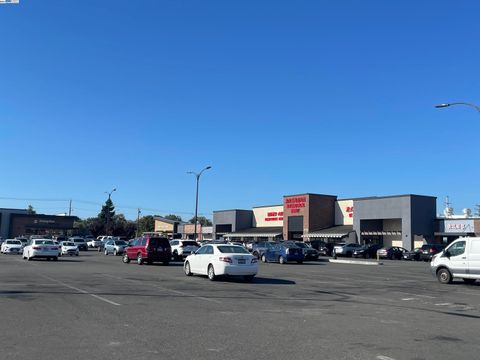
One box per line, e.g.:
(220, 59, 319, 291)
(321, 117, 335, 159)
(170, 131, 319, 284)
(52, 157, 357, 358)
(303, 225, 354, 239)
(360, 231, 402, 236)
(224, 226, 283, 238)
(434, 232, 474, 237)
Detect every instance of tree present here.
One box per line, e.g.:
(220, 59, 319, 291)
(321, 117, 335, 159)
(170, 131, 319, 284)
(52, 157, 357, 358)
(98, 198, 115, 234)
(26, 204, 36, 214)
(165, 214, 183, 222)
(188, 216, 212, 226)
(137, 215, 155, 235)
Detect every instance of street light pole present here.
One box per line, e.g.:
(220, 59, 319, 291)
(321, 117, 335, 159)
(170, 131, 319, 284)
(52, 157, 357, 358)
(187, 166, 211, 242)
(435, 102, 480, 112)
(104, 188, 116, 235)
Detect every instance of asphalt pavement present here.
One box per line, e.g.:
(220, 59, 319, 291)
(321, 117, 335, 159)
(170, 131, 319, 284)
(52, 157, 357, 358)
(1, 252, 480, 360)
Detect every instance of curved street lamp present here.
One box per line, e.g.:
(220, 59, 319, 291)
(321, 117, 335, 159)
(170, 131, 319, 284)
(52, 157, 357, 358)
(104, 188, 116, 235)
(435, 102, 480, 112)
(187, 166, 212, 242)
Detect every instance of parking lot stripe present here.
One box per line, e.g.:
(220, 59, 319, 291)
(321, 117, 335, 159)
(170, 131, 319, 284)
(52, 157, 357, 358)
(41, 275, 121, 306)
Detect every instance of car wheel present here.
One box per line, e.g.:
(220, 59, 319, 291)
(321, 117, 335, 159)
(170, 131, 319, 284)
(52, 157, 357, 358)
(437, 268, 452, 284)
(279, 256, 286, 264)
(53, 257, 58, 261)
(137, 254, 143, 265)
(244, 275, 255, 282)
(207, 265, 216, 281)
(113, 249, 118, 256)
(463, 278, 476, 285)
(184, 261, 192, 276)
(162, 261, 169, 266)
(261, 255, 267, 263)
(122, 253, 130, 263)
(253, 251, 259, 259)
(297, 260, 303, 264)
(104, 249, 108, 256)
(346, 251, 352, 258)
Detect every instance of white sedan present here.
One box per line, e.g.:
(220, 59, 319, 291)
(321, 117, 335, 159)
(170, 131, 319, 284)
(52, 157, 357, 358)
(23, 239, 59, 261)
(1, 239, 23, 254)
(184, 244, 258, 281)
(60, 241, 79, 256)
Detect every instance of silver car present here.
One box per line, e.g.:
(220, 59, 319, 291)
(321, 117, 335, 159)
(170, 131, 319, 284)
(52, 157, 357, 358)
(103, 240, 128, 256)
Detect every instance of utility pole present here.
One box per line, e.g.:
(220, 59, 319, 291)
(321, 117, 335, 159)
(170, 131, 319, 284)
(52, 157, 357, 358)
(136, 208, 141, 237)
(68, 200, 72, 216)
(475, 204, 480, 217)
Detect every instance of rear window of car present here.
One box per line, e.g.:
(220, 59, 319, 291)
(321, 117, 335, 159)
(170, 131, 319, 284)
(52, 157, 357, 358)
(73, 239, 85, 243)
(63, 242, 75, 246)
(148, 237, 170, 247)
(114, 241, 127, 245)
(283, 243, 300, 249)
(217, 246, 250, 254)
(182, 241, 198, 247)
(35, 240, 54, 245)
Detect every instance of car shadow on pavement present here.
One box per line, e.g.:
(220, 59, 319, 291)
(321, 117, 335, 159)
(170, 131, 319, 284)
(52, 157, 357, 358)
(222, 276, 296, 285)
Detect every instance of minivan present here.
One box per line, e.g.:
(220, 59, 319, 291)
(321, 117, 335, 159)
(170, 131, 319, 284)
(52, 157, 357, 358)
(431, 237, 480, 284)
(123, 236, 171, 265)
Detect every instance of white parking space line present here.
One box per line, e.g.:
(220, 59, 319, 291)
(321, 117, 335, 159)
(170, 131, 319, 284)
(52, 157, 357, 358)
(41, 275, 121, 306)
(101, 273, 222, 304)
(377, 356, 396, 360)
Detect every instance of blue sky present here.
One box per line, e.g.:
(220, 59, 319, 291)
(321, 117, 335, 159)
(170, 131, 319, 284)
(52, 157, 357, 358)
(1, 0, 479, 220)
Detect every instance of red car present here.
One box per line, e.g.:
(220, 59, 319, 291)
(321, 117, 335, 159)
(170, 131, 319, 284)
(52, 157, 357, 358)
(123, 236, 171, 265)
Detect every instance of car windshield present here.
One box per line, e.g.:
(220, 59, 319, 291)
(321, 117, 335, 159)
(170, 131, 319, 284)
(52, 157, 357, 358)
(283, 243, 300, 249)
(6, 240, 21, 245)
(294, 242, 308, 248)
(114, 241, 127, 245)
(217, 246, 250, 254)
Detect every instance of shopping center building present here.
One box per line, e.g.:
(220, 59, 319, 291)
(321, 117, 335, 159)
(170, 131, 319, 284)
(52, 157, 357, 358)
(213, 193, 440, 250)
(0, 208, 77, 239)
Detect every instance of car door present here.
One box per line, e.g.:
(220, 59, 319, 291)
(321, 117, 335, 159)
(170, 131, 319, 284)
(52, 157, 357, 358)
(127, 239, 138, 259)
(190, 246, 206, 273)
(445, 240, 468, 277)
(467, 239, 480, 277)
(266, 244, 280, 262)
(200, 246, 214, 274)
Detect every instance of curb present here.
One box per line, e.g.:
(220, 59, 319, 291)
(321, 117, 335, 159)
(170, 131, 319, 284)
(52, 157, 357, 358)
(329, 259, 383, 266)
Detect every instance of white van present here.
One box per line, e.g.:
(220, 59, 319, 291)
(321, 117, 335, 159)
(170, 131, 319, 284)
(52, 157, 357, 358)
(431, 237, 480, 284)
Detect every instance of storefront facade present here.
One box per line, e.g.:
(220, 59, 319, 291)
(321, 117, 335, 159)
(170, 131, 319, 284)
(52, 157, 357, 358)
(213, 193, 437, 251)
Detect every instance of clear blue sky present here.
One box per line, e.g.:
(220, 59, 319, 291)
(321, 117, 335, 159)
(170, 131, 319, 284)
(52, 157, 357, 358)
(1, 0, 479, 220)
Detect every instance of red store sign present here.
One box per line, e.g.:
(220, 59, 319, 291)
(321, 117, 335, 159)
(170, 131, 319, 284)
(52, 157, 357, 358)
(264, 211, 284, 222)
(285, 197, 306, 214)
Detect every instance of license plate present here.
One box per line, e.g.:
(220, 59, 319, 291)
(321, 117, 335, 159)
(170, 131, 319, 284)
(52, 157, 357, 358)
(238, 259, 246, 264)
(157, 248, 163, 252)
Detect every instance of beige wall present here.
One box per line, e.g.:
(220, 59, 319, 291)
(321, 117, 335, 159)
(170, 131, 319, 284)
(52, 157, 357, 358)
(154, 219, 174, 233)
(253, 206, 284, 227)
(335, 200, 354, 225)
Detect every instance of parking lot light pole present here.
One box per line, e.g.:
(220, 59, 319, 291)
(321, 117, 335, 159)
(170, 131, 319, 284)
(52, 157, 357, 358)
(435, 102, 480, 112)
(187, 166, 211, 242)
(104, 188, 116, 235)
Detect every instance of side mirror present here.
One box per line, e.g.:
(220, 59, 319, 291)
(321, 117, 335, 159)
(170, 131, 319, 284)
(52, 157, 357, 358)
(444, 250, 451, 258)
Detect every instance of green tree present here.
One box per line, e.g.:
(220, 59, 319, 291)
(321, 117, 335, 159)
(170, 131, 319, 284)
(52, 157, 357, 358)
(165, 214, 183, 222)
(26, 204, 36, 214)
(98, 198, 115, 234)
(188, 216, 212, 226)
(137, 215, 155, 235)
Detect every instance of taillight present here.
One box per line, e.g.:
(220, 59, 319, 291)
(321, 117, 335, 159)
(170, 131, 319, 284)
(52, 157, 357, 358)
(219, 257, 232, 263)
(251, 258, 258, 264)
(429, 248, 434, 253)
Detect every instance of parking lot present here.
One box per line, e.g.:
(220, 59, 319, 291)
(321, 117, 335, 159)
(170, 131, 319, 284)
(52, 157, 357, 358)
(1, 252, 480, 360)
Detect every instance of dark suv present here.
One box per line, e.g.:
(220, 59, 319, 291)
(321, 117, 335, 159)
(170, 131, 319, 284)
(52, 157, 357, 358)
(123, 236, 171, 265)
(420, 244, 445, 262)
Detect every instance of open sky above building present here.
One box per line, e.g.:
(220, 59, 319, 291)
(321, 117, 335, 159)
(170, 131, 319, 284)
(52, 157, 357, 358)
(1, 0, 479, 220)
